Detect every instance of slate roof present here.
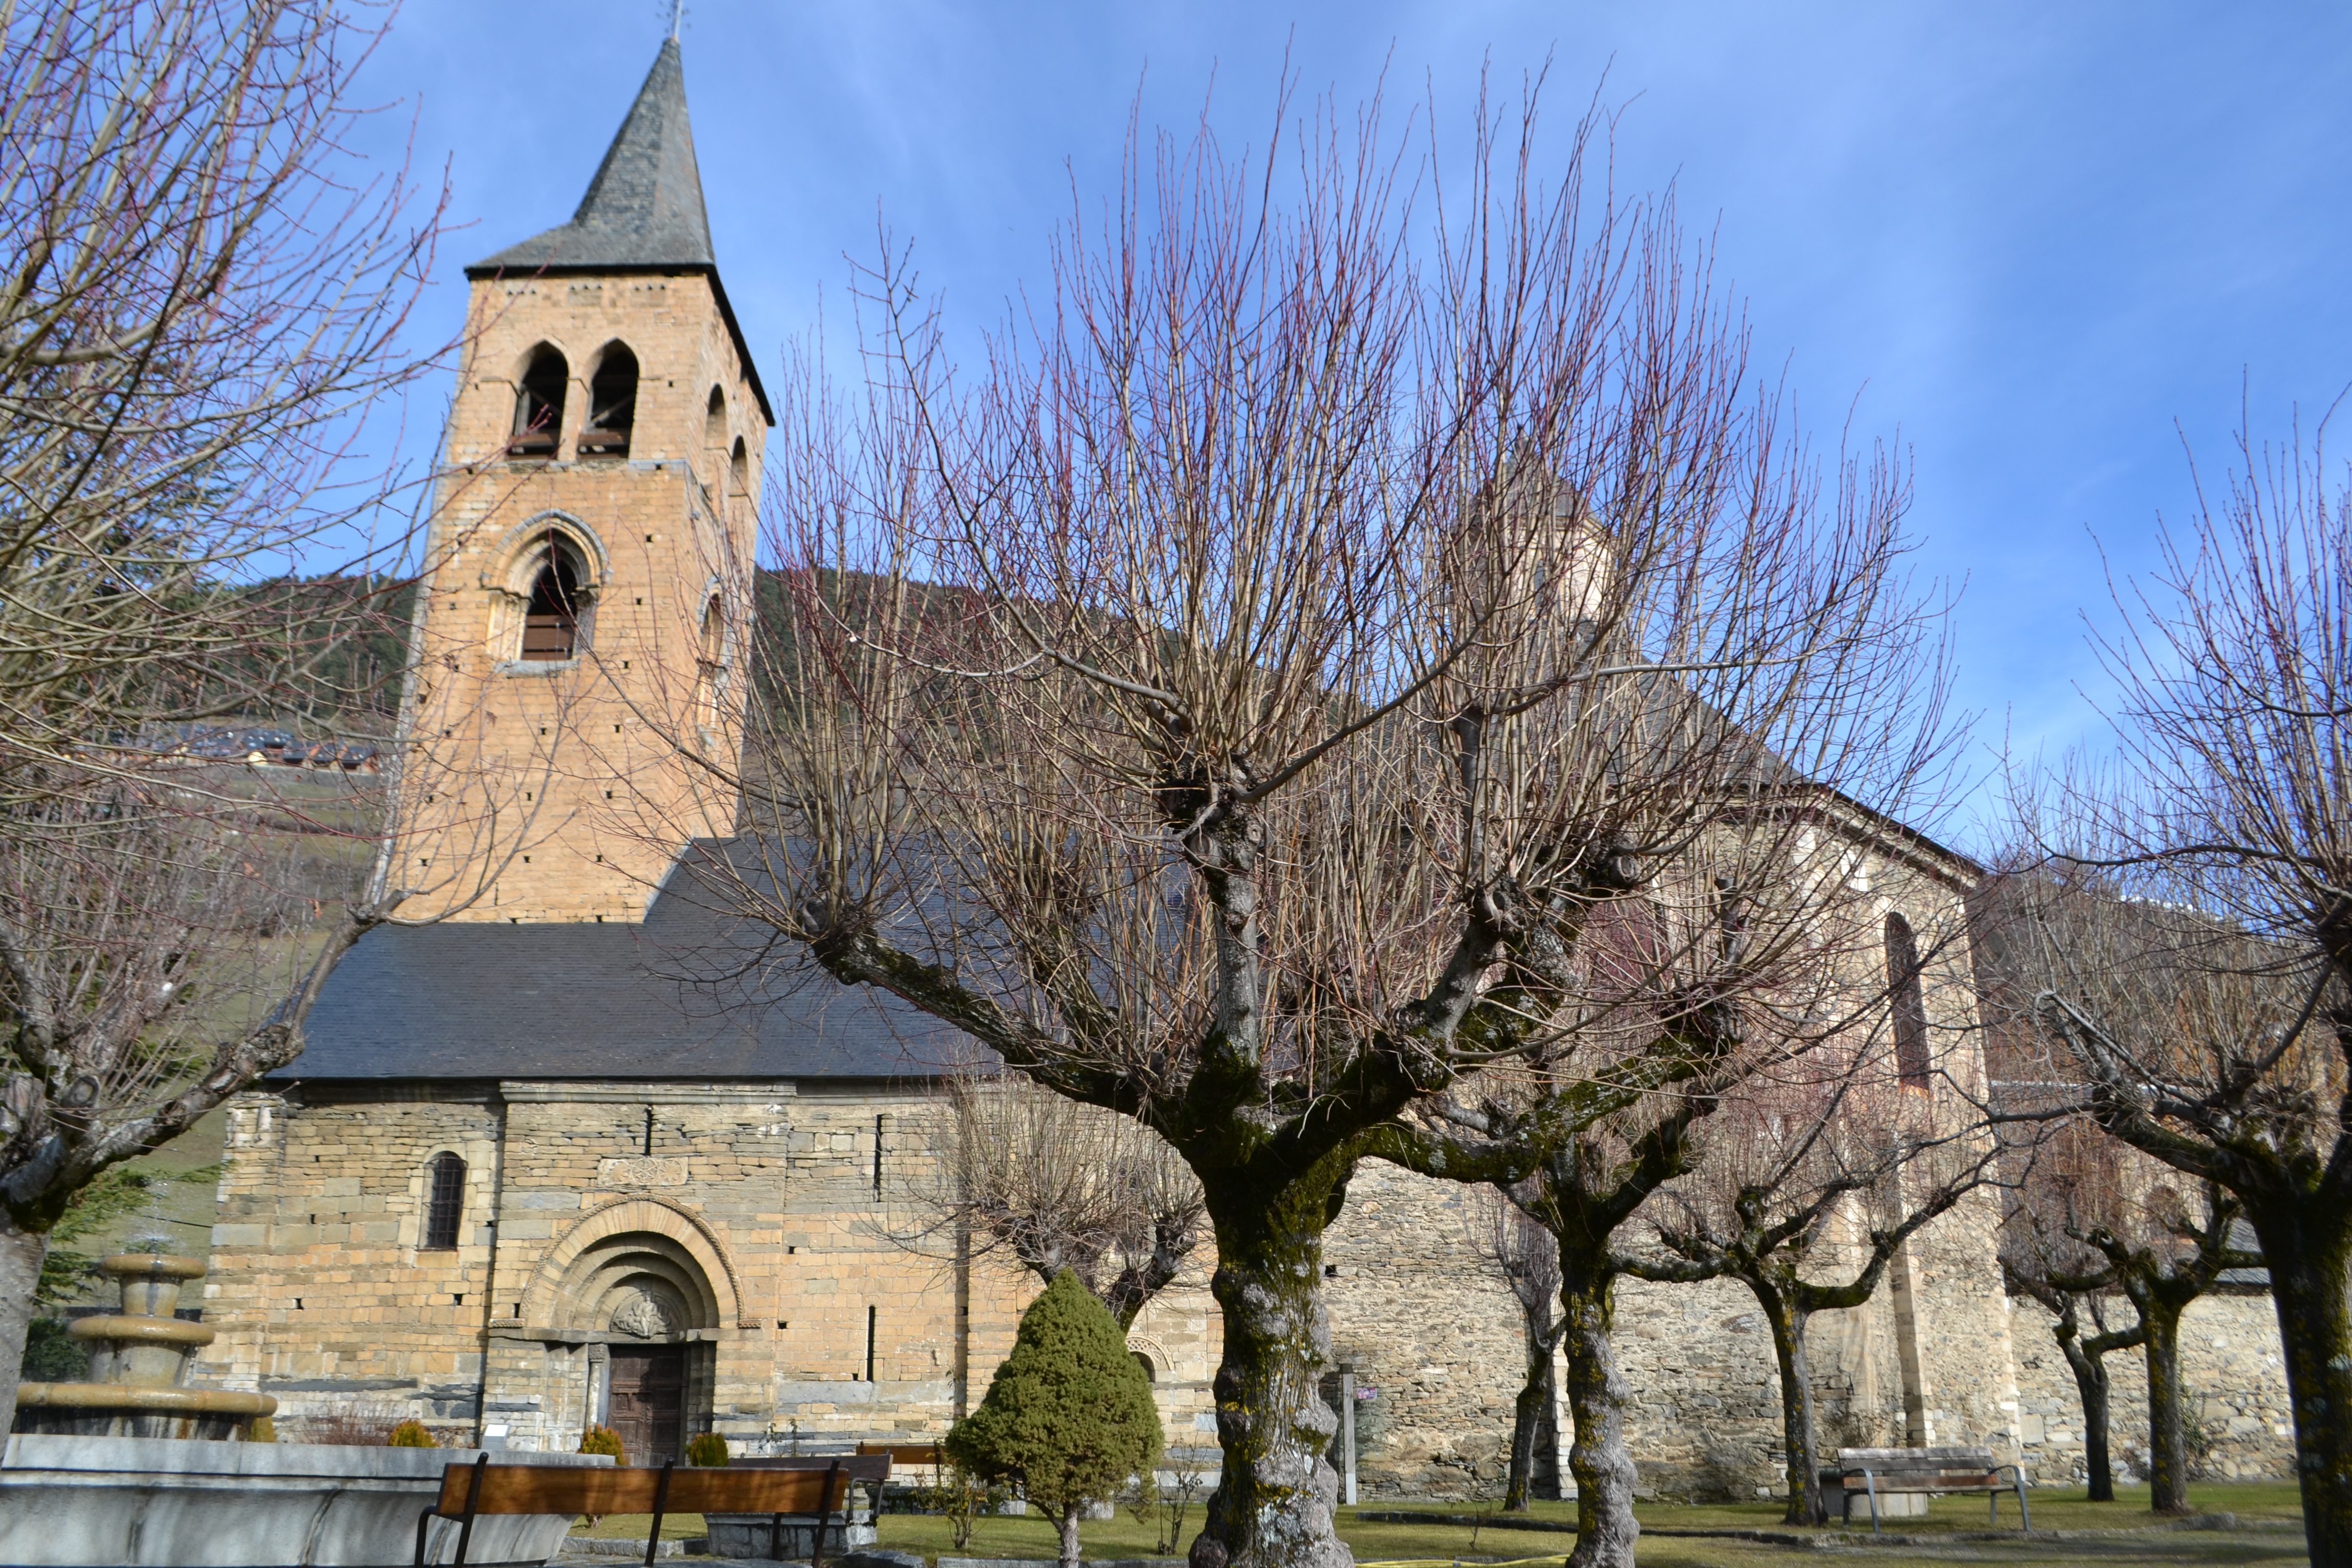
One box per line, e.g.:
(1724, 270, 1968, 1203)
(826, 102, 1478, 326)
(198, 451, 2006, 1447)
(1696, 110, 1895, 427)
(277, 850, 978, 1084)
(464, 39, 771, 424)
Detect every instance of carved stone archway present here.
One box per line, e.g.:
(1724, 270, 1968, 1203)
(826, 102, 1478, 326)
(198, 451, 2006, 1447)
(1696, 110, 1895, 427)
(524, 1197, 753, 1331)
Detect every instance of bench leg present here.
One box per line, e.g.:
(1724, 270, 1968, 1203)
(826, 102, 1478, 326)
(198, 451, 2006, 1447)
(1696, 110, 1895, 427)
(646, 1460, 676, 1568)
(415, 1506, 438, 1566)
(2015, 1471, 2031, 1533)
(454, 1453, 489, 1567)
(770, 1512, 785, 1563)
(814, 1457, 842, 1568)
(1865, 1471, 1879, 1534)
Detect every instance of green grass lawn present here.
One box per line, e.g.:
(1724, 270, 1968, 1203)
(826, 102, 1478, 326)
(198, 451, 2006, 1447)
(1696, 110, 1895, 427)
(568, 1482, 2311, 1565)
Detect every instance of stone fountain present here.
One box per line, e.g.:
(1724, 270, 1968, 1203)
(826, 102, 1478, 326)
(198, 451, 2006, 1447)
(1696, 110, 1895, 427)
(5, 1252, 610, 1564)
(14, 1253, 274, 1439)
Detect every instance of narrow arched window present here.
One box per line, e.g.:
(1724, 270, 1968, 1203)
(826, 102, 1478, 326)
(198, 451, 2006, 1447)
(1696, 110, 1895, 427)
(729, 436, 749, 497)
(580, 343, 638, 459)
(704, 386, 726, 450)
(512, 346, 568, 457)
(1884, 913, 1930, 1087)
(423, 1153, 465, 1250)
(520, 533, 587, 660)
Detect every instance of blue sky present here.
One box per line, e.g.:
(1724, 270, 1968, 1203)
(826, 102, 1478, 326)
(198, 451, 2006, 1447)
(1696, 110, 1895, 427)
(349, 1, 2352, 838)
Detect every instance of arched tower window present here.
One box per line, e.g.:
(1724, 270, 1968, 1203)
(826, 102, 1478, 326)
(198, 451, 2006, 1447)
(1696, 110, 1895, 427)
(520, 532, 590, 661)
(1884, 912, 1930, 1087)
(580, 342, 638, 459)
(703, 386, 726, 450)
(729, 436, 749, 497)
(512, 345, 568, 457)
(423, 1153, 467, 1251)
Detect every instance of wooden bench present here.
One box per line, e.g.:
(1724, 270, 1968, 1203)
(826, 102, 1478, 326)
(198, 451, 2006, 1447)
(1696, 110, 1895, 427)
(856, 1441, 949, 1483)
(1833, 1446, 2031, 1533)
(413, 1454, 863, 1567)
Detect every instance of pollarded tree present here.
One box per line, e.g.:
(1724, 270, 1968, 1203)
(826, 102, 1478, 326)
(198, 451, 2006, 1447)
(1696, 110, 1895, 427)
(1465, 1184, 1564, 1510)
(1618, 1068, 2000, 1526)
(950, 1270, 1165, 1568)
(670, 76, 1955, 1568)
(893, 1068, 1205, 1328)
(2005, 411, 2352, 1560)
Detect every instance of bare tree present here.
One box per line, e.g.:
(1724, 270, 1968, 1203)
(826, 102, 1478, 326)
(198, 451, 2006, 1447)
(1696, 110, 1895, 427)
(894, 1067, 1205, 1328)
(666, 75, 1952, 1568)
(1999, 1123, 2141, 1502)
(0, 0, 451, 1406)
(1465, 1185, 1563, 1510)
(2004, 408, 2352, 1561)
(1618, 1068, 1999, 1526)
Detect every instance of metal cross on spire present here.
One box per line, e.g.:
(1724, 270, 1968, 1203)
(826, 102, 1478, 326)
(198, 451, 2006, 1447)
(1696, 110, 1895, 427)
(669, 0, 683, 40)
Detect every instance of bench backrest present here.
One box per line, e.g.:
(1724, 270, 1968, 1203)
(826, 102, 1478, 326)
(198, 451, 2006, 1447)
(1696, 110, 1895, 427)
(736, 1455, 893, 1483)
(1837, 1446, 1995, 1471)
(856, 1443, 947, 1468)
(433, 1462, 845, 1518)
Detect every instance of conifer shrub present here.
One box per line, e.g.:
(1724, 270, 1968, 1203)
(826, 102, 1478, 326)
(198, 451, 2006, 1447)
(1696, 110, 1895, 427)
(947, 1270, 1162, 1568)
(579, 1424, 625, 1463)
(387, 1419, 435, 1448)
(686, 1431, 729, 1467)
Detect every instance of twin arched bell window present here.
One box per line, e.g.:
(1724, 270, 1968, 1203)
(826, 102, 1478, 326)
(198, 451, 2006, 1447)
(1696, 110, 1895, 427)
(510, 341, 637, 460)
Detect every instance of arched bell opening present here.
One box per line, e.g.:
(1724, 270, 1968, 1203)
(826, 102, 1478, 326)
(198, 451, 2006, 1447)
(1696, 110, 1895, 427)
(511, 345, 569, 458)
(580, 342, 639, 459)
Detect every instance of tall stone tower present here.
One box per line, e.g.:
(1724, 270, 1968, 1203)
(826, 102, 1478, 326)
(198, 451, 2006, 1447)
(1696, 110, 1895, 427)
(392, 38, 768, 924)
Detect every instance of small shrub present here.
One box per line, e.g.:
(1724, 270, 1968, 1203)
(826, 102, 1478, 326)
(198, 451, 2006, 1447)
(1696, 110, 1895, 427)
(579, 1425, 626, 1463)
(949, 1270, 1162, 1568)
(246, 1416, 277, 1443)
(388, 1419, 435, 1448)
(685, 1431, 729, 1467)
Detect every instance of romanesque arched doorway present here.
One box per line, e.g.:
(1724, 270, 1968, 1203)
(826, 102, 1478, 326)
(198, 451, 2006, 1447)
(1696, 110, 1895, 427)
(533, 1208, 736, 1466)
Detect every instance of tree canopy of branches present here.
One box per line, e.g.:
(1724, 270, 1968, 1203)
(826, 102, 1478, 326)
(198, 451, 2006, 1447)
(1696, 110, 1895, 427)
(680, 79, 1955, 1568)
(0, 0, 448, 1410)
(2007, 409, 2352, 1563)
(894, 1068, 1204, 1328)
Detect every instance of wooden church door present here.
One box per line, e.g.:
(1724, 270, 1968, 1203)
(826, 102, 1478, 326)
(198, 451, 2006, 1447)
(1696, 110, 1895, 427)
(607, 1346, 685, 1465)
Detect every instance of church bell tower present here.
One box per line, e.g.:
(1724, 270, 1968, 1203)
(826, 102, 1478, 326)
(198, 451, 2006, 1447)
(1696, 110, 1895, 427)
(393, 37, 768, 924)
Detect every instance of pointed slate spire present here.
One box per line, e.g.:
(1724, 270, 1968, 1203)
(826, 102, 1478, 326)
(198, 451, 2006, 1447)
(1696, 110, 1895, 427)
(471, 39, 715, 273)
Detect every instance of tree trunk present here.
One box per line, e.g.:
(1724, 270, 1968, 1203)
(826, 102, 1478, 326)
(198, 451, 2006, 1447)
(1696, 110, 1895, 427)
(2250, 1208, 2352, 1568)
(1187, 1167, 1351, 1568)
(0, 1211, 47, 1420)
(2056, 1333, 2115, 1504)
(1504, 1297, 1559, 1510)
(1059, 1502, 1083, 1568)
(1556, 1241, 1637, 1568)
(1751, 1282, 1823, 1526)
(2142, 1296, 2192, 1514)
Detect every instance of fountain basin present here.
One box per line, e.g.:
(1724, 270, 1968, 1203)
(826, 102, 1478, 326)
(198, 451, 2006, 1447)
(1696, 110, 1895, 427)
(0, 1433, 611, 1566)
(11, 1382, 275, 1442)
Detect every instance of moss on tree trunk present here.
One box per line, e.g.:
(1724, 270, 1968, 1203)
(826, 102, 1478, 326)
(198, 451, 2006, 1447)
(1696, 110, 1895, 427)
(1556, 1238, 1637, 1568)
(1187, 1166, 1352, 1568)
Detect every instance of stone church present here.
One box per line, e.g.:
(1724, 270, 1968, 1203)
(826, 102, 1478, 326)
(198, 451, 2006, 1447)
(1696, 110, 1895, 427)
(190, 35, 2291, 1498)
